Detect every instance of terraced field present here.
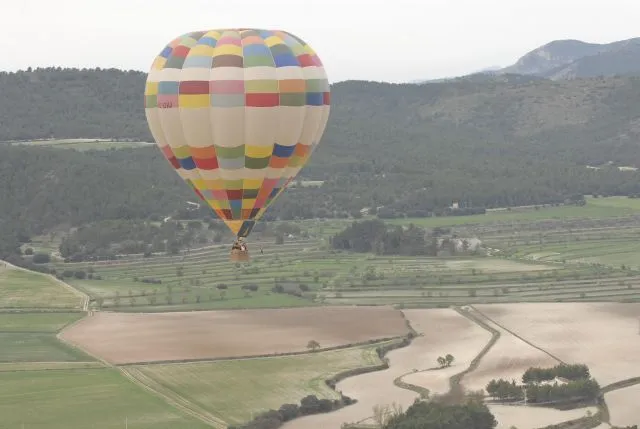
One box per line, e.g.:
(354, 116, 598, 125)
(44, 237, 640, 313)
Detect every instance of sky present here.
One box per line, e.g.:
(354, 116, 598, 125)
(4, 0, 640, 83)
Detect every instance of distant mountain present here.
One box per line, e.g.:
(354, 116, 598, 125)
(543, 39, 640, 79)
(496, 37, 640, 80)
(412, 37, 640, 84)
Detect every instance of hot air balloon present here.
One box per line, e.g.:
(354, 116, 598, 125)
(144, 29, 331, 261)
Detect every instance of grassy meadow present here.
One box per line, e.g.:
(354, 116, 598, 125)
(0, 265, 83, 309)
(127, 343, 386, 425)
(0, 368, 210, 429)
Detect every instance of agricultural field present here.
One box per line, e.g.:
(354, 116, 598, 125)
(606, 383, 640, 427)
(4, 197, 640, 428)
(0, 332, 92, 362)
(487, 405, 598, 429)
(48, 238, 640, 313)
(29, 196, 640, 315)
(283, 309, 491, 429)
(60, 306, 409, 364)
(0, 264, 84, 309)
(0, 312, 84, 332)
(0, 368, 210, 429)
(474, 303, 640, 386)
(127, 344, 386, 426)
(462, 315, 559, 393)
(0, 311, 92, 365)
(389, 196, 640, 229)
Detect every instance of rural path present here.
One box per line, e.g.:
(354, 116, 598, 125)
(120, 366, 225, 428)
(468, 305, 566, 364)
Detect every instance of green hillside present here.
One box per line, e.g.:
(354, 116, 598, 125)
(3, 68, 640, 255)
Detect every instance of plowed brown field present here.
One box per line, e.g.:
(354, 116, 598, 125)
(59, 306, 409, 364)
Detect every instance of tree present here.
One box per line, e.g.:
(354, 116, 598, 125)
(445, 354, 455, 367)
(437, 356, 446, 368)
(216, 284, 228, 299)
(32, 253, 51, 264)
(307, 340, 321, 352)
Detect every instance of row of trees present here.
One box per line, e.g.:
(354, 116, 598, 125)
(486, 379, 524, 401)
(525, 378, 601, 404)
(486, 363, 600, 405)
(522, 363, 591, 384)
(228, 394, 355, 429)
(57, 219, 221, 261)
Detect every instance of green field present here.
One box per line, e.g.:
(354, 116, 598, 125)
(388, 196, 640, 228)
(0, 266, 83, 309)
(0, 368, 210, 428)
(0, 312, 84, 332)
(0, 361, 105, 372)
(0, 332, 92, 362)
(0, 312, 92, 363)
(128, 343, 386, 425)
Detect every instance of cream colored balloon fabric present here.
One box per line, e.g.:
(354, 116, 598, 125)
(145, 28, 330, 237)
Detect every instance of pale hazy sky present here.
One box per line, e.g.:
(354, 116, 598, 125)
(3, 0, 639, 82)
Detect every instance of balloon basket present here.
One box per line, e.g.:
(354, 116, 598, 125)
(230, 248, 250, 262)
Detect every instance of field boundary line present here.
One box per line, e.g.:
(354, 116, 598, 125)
(468, 305, 566, 364)
(56, 322, 222, 427)
(110, 335, 408, 366)
(601, 376, 640, 394)
(119, 366, 224, 428)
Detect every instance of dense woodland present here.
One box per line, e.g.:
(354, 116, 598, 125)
(330, 220, 436, 256)
(3, 68, 640, 256)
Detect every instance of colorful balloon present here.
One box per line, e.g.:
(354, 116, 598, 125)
(144, 28, 330, 247)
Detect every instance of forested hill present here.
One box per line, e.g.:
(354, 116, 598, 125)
(2, 68, 640, 254)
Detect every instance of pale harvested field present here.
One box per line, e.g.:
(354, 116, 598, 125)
(59, 306, 409, 364)
(606, 383, 640, 427)
(282, 309, 491, 429)
(475, 303, 640, 385)
(488, 404, 598, 429)
(443, 259, 553, 272)
(463, 315, 559, 393)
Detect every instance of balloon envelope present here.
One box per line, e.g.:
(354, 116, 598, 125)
(144, 28, 330, 238)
